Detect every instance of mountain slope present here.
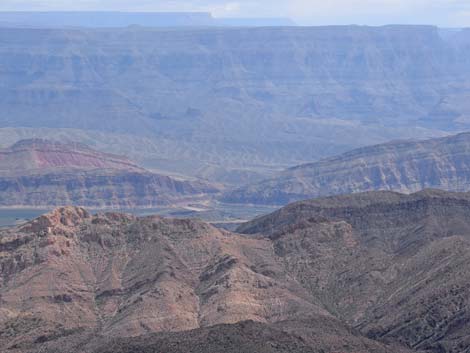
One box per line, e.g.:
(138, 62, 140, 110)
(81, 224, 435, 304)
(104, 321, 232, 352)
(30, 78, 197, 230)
(238, 190, 470, 352)
(0, 207, 407, 353)
(0, 139, 218, 207)
(223, 132, 470, 205)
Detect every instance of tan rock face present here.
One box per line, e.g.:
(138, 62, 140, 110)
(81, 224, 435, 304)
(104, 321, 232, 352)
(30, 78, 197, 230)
(20, 207, 91, 234)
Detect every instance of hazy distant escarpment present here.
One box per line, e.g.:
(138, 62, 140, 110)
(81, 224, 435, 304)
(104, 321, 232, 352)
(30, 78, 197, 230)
(223, 132, 470, 205)
(0, 25, 469, 181)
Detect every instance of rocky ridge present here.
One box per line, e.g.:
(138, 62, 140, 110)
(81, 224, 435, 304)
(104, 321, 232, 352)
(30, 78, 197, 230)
(0, 139, 219, 207)
(0, 206, 405, 353)
(0, 139, 144, 175)
(223, 132, 470, 205)
(238, 190, 470, 352)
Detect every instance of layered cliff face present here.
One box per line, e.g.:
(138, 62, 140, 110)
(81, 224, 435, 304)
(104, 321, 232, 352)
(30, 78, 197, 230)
(223, 132, 470, 205)
(0, 139, 219, 207)
(1, 26, 469, 180)
(2, 190, 470, 352)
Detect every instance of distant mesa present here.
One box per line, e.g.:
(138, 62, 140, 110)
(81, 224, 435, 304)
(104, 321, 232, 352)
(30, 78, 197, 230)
(0, 11, 216, 28)
(0, 139, 219, 208)
(217, 17, 296, 27)
(0, 11, 296, 28)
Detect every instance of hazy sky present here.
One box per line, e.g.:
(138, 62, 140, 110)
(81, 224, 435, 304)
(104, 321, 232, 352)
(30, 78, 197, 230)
(0, 0, 469, 27)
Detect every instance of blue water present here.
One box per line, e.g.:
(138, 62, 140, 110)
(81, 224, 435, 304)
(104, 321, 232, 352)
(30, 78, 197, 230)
(0, 209, 51, 228)
(0, 204, 277, 228)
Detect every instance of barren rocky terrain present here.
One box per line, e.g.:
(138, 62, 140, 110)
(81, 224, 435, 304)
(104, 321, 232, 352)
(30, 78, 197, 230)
(1, 190, 470, 352)
(2, 15, 470, 353)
